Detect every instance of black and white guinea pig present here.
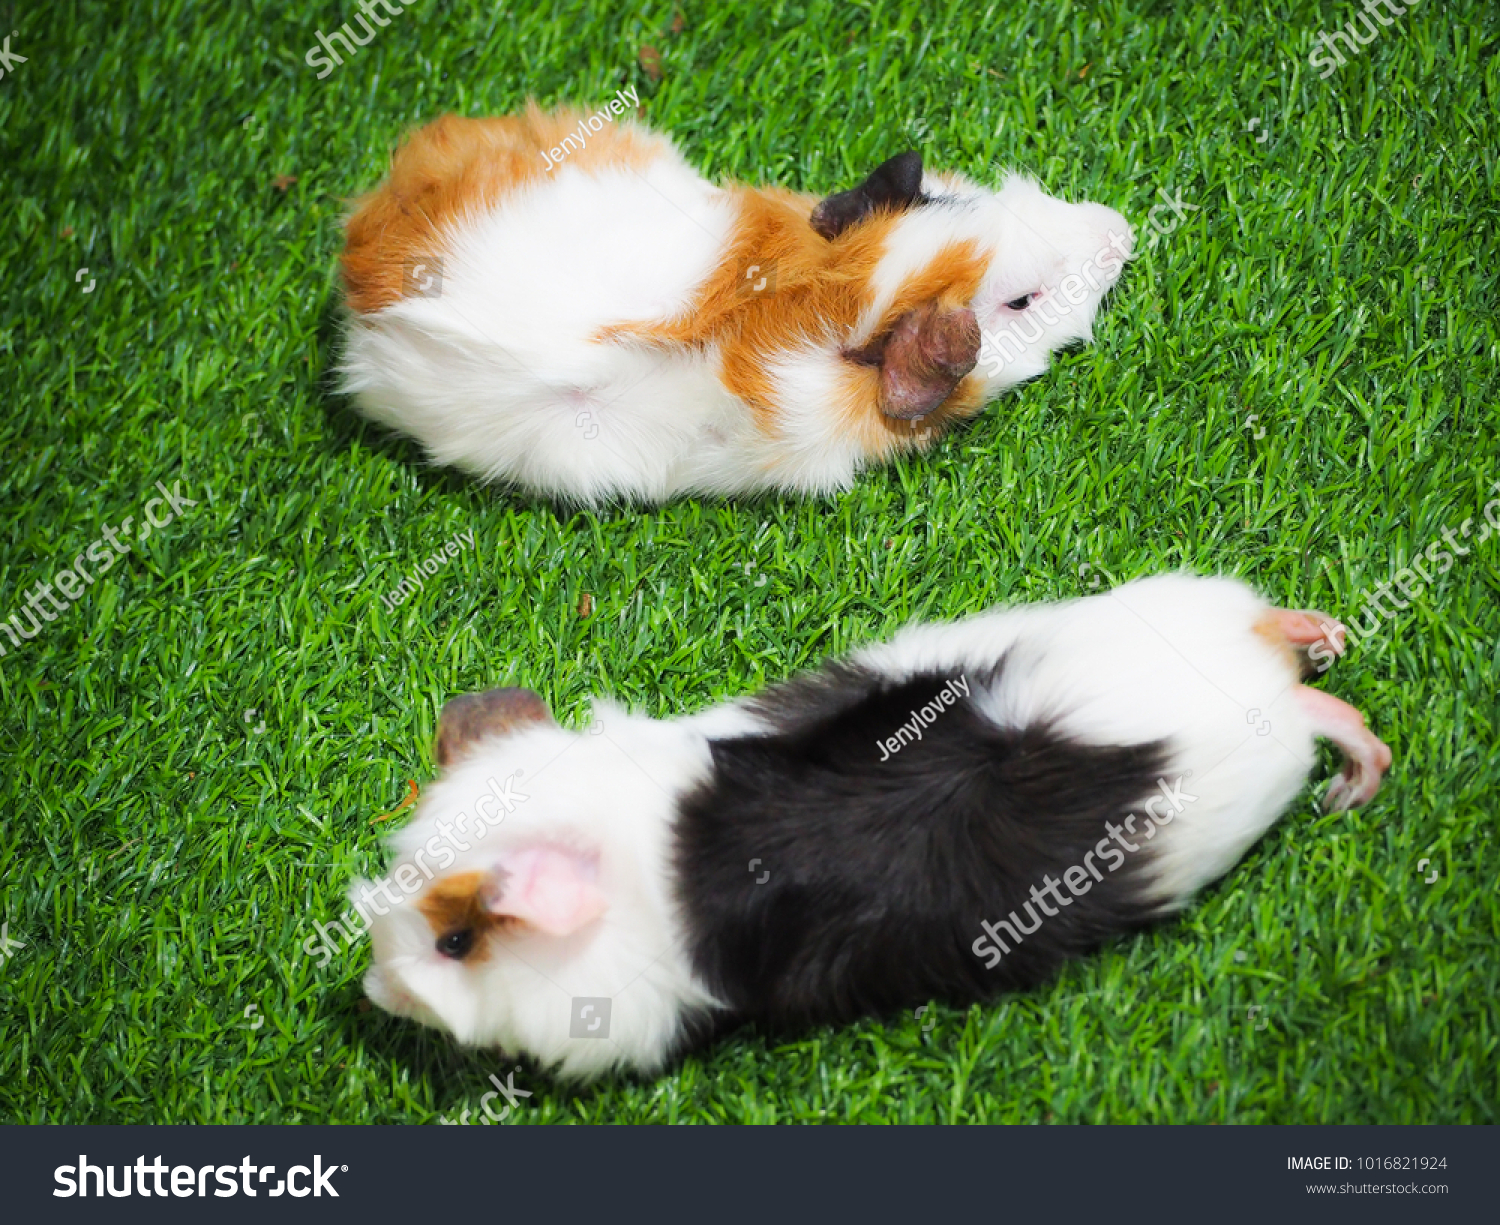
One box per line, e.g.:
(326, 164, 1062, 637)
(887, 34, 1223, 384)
(337, 104, 1133, 504)
(353, 573, 1391, 1080)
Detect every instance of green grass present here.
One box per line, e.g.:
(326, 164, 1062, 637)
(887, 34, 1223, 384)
(2, 0, 1497, 1125)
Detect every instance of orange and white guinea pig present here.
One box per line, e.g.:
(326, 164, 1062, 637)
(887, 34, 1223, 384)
(338, 105, 1134, 504)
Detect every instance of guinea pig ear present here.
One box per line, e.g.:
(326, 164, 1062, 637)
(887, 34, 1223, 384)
(435, 687, 555, 767)
(479, 847, 607, 938)
(810, 150, 926, 240)
(845, 301, 981, 419)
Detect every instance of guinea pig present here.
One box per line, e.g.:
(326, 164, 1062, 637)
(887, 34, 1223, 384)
(353, 573, 1390, 1080)
(337, 104, 1133, 504)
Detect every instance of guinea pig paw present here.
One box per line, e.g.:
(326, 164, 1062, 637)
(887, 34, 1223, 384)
(1321, 737, 1392, 811)
(1271, 608, 1346, 654)
(1295, 685, 1391, 810)
(1263, 607, 1347, 676)
(1322, 772, 1355, 813)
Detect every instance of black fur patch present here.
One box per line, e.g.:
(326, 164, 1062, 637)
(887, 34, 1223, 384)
(673, 660, 1173, 1031)
(810, 151, 929, 240)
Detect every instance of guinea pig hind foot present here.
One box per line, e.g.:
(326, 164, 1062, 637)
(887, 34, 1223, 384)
(1291, 685, 1392, 812)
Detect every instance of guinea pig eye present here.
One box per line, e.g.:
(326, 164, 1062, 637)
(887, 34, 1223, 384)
(437, 928, 475, 960)
(1004, 293, 1036, 311)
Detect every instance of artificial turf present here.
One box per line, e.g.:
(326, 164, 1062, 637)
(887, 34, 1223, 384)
(1, 0, 1496, 1125)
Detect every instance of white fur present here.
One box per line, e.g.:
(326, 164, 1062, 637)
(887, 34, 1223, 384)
(851, 573, 1314, 903)
(874, 172, 1133, 395)
(361, 574, 1327, 1078)
(340, 136, 1132, 503)
(358, 702, 723, 1081)
(341, 149, 740, 505)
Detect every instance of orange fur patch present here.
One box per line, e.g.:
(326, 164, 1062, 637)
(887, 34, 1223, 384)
(416, 871, 513, 962)
(600, 187, 991, 441)
(341, 105, 667, 314)
(833, 366, 988, 464)
(343, 106, 996, 446)
(830, 240, 990, 454)
(1251, 610, 1304, 678)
